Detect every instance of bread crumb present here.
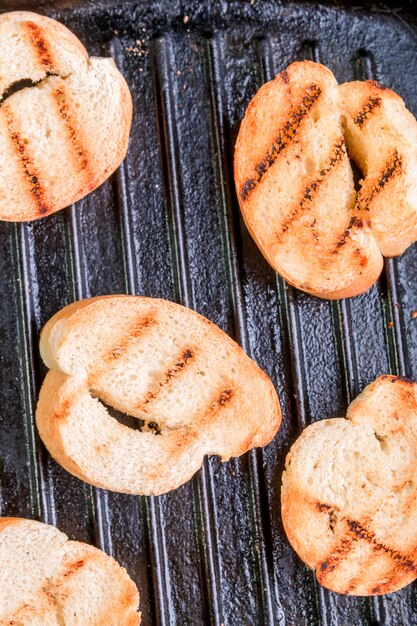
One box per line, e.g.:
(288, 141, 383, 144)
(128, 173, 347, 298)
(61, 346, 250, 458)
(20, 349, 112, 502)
(125, 40, 147, 58)
(411, 311, 417, 319)
(183, 15, 189, 24)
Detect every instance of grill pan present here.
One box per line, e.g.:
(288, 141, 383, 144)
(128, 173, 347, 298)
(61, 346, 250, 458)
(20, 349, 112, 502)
(1, 1, 417, 624)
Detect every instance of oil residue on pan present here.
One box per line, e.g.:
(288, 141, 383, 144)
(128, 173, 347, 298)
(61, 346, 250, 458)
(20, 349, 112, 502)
(1, 1, 417, 624)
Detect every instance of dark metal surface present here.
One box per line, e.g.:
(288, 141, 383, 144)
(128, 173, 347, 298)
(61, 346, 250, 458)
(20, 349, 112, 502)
(1, 1, 417, 624)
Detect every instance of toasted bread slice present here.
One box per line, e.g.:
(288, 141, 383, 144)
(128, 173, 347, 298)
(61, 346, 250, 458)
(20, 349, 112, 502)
(0, 517, 140, 625)
(234, 61, 383, 299)
(281, 375, 417, 595)
(0, 11, 132, 221)
(340, 79, 417, 256)
(36, 296, 281, 495)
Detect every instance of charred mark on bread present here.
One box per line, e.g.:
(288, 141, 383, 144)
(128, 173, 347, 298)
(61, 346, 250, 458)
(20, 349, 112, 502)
(217, 388, 234, 406)
(347, 519, 416, 572)
(138, 348, 195, 407)
(3, 106, 49, 215)
(353, 96, 382, 128)
(52, 86, 89, 173)
(207, 388, 235, 417)
(315, 504, 416, 583)
(277, 138, 346, 242)
(318, 533, 358, 578)
(315, 502, 334, 512)
(334, 216, 364, 251)
(240, 84, 322, 202)
(367, 79, 387, 91)
(356, 151, 403, 212)
(23, 21, 54, 70)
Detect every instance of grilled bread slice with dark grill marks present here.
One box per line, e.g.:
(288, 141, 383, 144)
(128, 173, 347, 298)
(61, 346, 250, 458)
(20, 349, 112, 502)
(0, 11, 132, 221)
(340, 79, 417, 257)
(281, 375, 417, 595)
(36, 296, 281, 495)
(0, 517, 140, 625)
(234, 60, 383, 299)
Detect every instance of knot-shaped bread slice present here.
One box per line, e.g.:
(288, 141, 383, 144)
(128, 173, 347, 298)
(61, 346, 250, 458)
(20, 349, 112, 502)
(0, 517, 140, 625)
(281, 375, 417, 595)
(235, 61, 417, 299)
(0, 11, 132, 221)
(36, 296, 281, 495)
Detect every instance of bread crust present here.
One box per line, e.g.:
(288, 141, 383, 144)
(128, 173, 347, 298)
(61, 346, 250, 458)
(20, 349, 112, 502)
(235, 61, 417, 299)
(0, 517, 140, 624)
(36, 296, 281, 495)
(281, 375, 417, 595)
(0, 11, 132, 221)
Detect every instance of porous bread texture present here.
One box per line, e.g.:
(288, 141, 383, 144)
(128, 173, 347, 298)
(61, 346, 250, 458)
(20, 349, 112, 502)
(0, 11, 132, 221)
(36, 295, 281, 495)
(340, 80, 417, 256)
(0, 517, 140, 625)
(281, 375, 417, 595)
(234, 61, 417, 299)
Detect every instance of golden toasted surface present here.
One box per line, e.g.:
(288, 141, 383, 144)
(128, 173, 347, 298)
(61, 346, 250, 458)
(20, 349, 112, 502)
(281, 375, 417, 595)
(234, 61, 417, 299)
(0, 11, 132, 221)
(36, 295, 281, 495)
(0, 517, 140, 625)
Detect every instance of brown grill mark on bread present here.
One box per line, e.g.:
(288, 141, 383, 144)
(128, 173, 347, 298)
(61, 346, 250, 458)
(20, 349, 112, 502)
(352, 95, 382, 127)
(356, 151, 403, 212)
(2, 106, 49, 215)
(101, 316, 156, 363)
(314, 506, 416, 582)
(206, 387, 235, 419)
(318, 532, 360, 578)
(240, 84, 322, 202)
(277, 138, 346, 242)
(52, 86, 90, 176)
(333, 216, 364, 251)
(62, 558, 85, 577)
(347, 519, 416, 572)
(216, 388, 234, 406)
(23, 21, 54, 70)
(367, 80, 387, 91)
(137, 348, 195, 408)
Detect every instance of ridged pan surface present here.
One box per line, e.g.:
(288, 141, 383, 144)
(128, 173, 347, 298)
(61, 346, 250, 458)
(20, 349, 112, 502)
(1, 1, 417, 624)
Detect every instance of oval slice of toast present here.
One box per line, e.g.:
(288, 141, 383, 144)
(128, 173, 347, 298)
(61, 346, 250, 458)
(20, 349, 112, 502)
(0, 517, 140, 625)
(281, 375, 417, 595)
(0, 11, 132, 221)
(235, 61, 417, 299)
(36, 296, 281, 495)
